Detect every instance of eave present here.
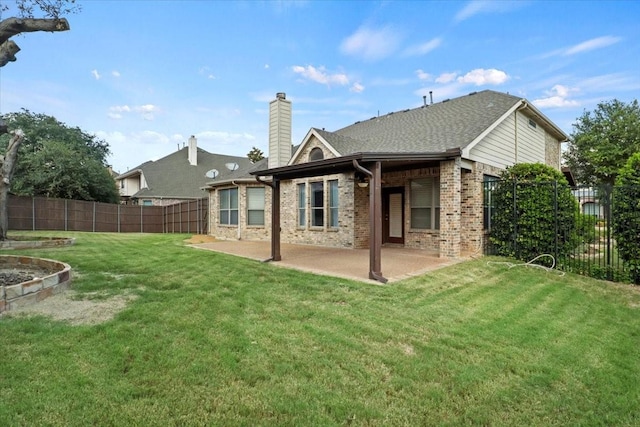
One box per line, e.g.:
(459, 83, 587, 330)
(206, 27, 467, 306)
(251, 150, 461, 180)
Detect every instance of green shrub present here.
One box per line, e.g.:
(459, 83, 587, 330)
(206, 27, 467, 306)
(489, 163, 579, 265)
(612, 153, 640, 285)
(574, 213, 598, 245)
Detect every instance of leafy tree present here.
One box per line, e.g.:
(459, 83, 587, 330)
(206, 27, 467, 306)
(565, 99, 640, 185)
(0, 110, 119, 203)
(247, 146, 265, 163)
(612, 153, 640, 284)
(489, 163, 578, 265)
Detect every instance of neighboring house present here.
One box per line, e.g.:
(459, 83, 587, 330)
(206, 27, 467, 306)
(116, 136, 251, 206)
(206, 90, 569, 282)
(572, 187, 605, 219)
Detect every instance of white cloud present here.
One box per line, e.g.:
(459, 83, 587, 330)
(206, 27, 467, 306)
(436, 72, 458, 84)
(402, 38, 442, 57)
(91, 69, 101, 80)
(340, 25, 402, 61)
(110, 105, 131, 113)
(454, 0, 526, 23)
(350, 82, 365, 93)
(416, 69, 431, 81)
(532, 84, 580, 108)
(457, 68, 509, 85)
(264, 64, 270, 69)
(106, 104, 158, 120)
(112, 70, 121, 77)
(134, 104, 159, 120)
(564, 36, 622, 56)
(292, 65, 349, 86)
(195, 130, 256, 146)
(198, 66, 216, 80)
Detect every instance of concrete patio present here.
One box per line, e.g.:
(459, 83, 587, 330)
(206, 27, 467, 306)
(190, 240, 470, 283)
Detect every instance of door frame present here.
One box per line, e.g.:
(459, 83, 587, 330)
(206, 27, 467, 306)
(382, 187, 404, 244)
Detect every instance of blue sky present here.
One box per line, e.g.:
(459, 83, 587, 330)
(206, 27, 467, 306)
(1, 0, 639, 173)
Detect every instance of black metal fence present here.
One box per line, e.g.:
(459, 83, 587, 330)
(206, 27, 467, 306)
(483, 181, 637, 284)
(8, 195, 208, 235)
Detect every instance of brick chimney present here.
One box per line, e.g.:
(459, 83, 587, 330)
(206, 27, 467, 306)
(188, 135, 197, 166)
(268, 92, 292, 169)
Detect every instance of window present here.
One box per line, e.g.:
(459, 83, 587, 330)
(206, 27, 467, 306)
(483, 175, 499, 230)
(247, 187, 265, 226)
(329, 180, 339, 228)
(297, 183, 306, 227)
(410, 178, 440, 229)
(309, 147, 324, 161)
(219, 188, 238, 225)
(310, 181, 324, 227)
(142, 200, 153, 206)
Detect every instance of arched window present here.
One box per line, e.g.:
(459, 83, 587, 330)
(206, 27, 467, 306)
(309, 147, 324, 161)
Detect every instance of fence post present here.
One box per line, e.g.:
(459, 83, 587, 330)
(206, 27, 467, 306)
(554, 180, 559, 262)
(32, 197, 36, 231)
(65, 199, 68, 231)
(140, 205, 143, 233)
(604, 184, 612, 281)
(512, 179, 517, 256)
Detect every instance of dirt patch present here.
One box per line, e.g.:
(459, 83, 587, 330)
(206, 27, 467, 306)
(184, 235, 217, 244)
(3, 290, 138, 326)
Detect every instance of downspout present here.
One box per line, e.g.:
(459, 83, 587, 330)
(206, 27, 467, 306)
(256, 176, 281, 262)
(352, 159, 387, 283)
(231, 181, 241, 240)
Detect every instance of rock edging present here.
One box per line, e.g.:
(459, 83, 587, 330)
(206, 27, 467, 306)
(0, 255, 72, 314)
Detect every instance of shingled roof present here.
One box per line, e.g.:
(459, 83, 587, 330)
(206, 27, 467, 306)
(121, 146, 251, 199)
(305, 90, 567, 156)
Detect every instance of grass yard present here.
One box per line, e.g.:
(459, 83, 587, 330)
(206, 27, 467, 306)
(1, 232, 639, 426)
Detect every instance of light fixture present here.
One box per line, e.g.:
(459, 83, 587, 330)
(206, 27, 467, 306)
(357, 175, 369, 188)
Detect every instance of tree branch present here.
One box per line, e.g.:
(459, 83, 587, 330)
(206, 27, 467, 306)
(0, 40, 21, 67)
(0, 17, 70, 45)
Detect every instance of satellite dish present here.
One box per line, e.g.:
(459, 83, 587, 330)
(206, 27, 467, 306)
(225, 162, 239, 171)
(205, 169, 219, 179)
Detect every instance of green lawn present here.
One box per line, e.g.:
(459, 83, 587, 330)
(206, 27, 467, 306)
(1, 232, 639, 426)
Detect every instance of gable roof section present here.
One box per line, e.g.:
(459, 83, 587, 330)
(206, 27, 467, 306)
(289, 128, 342, 165)
(122, 147, 251, 199)
(205, 158, 269, 187)
(296, 90, 568, 159)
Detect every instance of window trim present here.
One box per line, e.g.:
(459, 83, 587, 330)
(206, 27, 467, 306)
(410, 177, 440, 230)
(219, 187, 238, 226)
(246, 187, 265, 226)
(329, 179, 339, 229)
(309, 147, 324, 162)
(310, 181, 324, 227)
(297, 183, 306, 228)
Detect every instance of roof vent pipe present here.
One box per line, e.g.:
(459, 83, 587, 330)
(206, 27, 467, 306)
(429, 91, 433, 105)
(423, 95, 427, 107)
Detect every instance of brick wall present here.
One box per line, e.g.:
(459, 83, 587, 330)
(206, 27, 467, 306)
(207, 159, 508, 259)
(545, 131, 561, 169)
(209, 183, 272, 242)
(280, 173, 355, 247)
(439, 159, 461, 258)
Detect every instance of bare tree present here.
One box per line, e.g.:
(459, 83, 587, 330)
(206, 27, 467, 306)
(0, 130, 24, 240)
(0, 0, 79, 240)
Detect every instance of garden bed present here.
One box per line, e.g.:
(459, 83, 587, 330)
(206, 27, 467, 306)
(0, 255, 72, 313)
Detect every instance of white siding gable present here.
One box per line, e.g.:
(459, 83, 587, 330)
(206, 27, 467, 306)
(468, 111, 546, 169)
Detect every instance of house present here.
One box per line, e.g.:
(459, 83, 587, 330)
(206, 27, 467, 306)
(116, 136, 251, 206)
(206, 90, 569, 282)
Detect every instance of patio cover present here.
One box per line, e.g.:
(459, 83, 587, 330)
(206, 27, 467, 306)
(251, 150, 461, 283)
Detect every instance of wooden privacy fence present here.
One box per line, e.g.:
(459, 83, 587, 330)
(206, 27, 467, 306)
(7, 195, 208, 234)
